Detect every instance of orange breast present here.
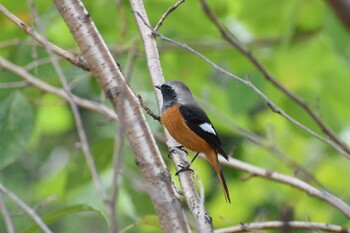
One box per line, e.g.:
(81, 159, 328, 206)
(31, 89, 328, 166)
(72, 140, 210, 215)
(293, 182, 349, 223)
(161, 105, 214, 154)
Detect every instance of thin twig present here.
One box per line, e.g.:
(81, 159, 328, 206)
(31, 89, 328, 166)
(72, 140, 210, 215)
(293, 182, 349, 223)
(215, 221, 350, 233)
(116, 0, 128, 44)
(0, 56, 118, 120)
(0, 183, 53, 233)
(0, 81, 29, 89)
(134, 11, 350, 159)
(106, 121, 124, 233)
(131, 4, 210, 231)
(33, 195, 58, 213)
(154, 0, 185, 31)
(0, 194, 15, 233)
(39, 12, 106, 200)
(30, 6, 107, 200)
(11, 194, 59, 218)
(215, 156, 350, 218)
(200, 99, 327, 190)
(124, 45, 139, 82)
(0, 3, 89, 71)
(138, 94, 161, 121)
(0, 38, 22, 49)
(199, 0, 350, 157)
(24, 57, 53, 70)
(193, 169, 205, 203)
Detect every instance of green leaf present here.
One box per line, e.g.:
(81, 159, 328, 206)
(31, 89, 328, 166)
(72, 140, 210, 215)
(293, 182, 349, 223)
(21, 204, 107, 233)
(0, 91, 33, 169)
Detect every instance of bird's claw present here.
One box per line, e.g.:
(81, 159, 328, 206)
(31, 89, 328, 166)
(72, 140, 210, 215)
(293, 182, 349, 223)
(175, 164, 193, 176)
(168, 146, 188, 158)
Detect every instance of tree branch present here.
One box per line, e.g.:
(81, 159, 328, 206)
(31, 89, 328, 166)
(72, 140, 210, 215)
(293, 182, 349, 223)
(0, 56, 118, 121)
(0, 194, 15, 233)
(154, 0, 185, 31)
(141, 26, 349, 159)
(130, 1, 214, 232)
(0, 80, 29, 89)
(215, 221, 349, 233)
(0, 183, 53, 233)
(106, 121, 124, 233)
(199, 0, 350, 157)
(0, 3, 89, 71)
(200, 100, 326, 190)
(53, 0, 190, 232)
(218, 156, 350, 218)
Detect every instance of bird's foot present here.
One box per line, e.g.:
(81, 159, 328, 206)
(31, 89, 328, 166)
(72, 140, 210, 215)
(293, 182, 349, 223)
(168, 145, 188, 158)
(175, 164, 193, 176)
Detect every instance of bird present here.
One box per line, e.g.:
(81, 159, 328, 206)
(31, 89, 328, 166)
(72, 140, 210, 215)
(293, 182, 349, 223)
(155, 80, 231, 203)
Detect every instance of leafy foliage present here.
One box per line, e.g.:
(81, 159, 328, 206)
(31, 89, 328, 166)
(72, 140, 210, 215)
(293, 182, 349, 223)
(0, 0, 350, 232)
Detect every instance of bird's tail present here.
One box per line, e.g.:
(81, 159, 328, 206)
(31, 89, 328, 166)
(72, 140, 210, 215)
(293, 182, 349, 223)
(207, 150, 231, 203)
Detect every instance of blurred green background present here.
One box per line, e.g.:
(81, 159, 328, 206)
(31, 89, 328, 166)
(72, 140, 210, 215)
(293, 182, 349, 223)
(0, 0, 350, 232)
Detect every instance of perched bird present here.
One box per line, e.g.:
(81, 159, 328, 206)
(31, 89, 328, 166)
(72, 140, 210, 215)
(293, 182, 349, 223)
(156, 80, 230, 203)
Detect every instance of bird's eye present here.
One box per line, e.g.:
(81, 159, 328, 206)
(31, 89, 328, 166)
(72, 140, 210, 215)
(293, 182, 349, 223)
(165, 87, 172, 92)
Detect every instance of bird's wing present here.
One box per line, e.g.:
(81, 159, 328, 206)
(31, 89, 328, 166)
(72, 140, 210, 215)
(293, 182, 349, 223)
(179, 105, 229, 160)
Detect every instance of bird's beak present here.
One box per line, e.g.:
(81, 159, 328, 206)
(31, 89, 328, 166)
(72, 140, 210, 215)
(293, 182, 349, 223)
(155, 85, 161, 90)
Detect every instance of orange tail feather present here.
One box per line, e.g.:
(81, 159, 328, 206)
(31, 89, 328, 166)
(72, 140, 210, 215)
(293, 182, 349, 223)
(206, 150, 231, 203)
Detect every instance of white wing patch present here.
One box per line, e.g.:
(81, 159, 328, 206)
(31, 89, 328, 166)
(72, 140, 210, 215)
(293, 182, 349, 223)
(199, 123, 216, 135)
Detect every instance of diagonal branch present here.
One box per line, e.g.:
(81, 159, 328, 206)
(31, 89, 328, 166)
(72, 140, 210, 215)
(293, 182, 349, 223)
(0, 56, 118, 121)
(199, 0, 350, 157)
(0, 194, 15, 233)
(154, 0, 185, 31)
(0, 3, 89, 71)
(0, 183, 53, 233)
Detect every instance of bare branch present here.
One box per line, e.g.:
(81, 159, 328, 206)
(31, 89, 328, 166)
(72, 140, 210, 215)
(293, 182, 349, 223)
(136, 23, 349, 159)
(106, 121, 124, 233)
(124, 45, 139, 81)
(0, 3, 89, 71)
(0, 194, 15, 233)
(200, 100, 326, 189)
(199, 0, 350, 157)
(24, 57, 53, 70)
(32, 195, 58, 213)
(0, 38, 22, 49)
(0, 56, 118, 121)
(0, 183, 53, 233)
(115, 0, 128, 44)
(215, 221, 350, 233)
(154, 0, 185, 31)
(31, 3, 107, 200)
(138, 94, 161, 121)
(130, 2, 213, 231)
(0, 81, 29, 89)
(217, 156, 350, 218)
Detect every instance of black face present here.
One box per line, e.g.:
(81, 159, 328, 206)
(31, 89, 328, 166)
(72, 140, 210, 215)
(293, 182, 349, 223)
(158, 84, 177, 111)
